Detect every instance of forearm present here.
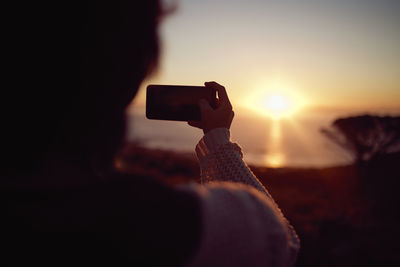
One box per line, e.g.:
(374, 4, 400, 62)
(196, 128, 270, 196)
(195, 128, 300, 258)
(186, 82, 299, 266)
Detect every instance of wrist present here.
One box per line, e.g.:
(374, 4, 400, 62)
(196, 128, 231, 159)
(203, 128, 230, 147)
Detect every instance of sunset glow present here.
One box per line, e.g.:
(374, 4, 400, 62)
(131, 0, 400, 113)
(262, 94, 291, 119)
(129, 0, 400, 168)
(244, 83, 306, 120)
(265, 120, 285, 167)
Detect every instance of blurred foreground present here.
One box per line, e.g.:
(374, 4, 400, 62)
(117, 143, 400, 267)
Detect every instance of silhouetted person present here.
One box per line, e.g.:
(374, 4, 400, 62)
(1, 1, 299, 266)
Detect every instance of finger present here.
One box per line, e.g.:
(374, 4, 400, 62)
(205, 81, 225, 94)
(217, 87, 231, 108)
(198, 99, 213, 112)
(188, 121, 202, 129)
(205, 81, 231, 108)
(215, 98, 220, 108)
(228, 110, 235, 127)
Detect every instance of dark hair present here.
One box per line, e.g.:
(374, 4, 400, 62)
(2, 1, 162, 176)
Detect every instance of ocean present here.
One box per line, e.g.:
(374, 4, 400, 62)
(126, 106, 395, 168)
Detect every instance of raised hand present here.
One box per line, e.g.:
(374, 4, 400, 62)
(188, 81, 234, 134)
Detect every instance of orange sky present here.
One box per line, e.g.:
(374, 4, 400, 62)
(130, 0, 400, 116)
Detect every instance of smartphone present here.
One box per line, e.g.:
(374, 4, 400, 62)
(146, 84, 217, 121)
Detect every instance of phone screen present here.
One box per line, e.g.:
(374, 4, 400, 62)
(146, 85, 217, 121)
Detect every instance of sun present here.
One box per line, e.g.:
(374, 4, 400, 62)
(245, 83, 305, 119)
(263, 94, 290, 116)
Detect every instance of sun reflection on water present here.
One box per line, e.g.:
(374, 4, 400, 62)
(265, 120, 286, 167)
(265, 153, 285, 167)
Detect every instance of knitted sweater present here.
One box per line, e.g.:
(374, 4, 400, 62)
(182, 128, 300, 267)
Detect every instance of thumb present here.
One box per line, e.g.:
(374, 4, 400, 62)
(198, 99, 213, 112)
(188, 121, 202, 128)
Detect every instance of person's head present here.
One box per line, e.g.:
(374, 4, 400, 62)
(2, 1, 163, 176)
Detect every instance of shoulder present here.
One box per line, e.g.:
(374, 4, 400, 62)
(2, 173, 202, 266)
(180, 182, 298, 267)
(87, 173, 204, 266)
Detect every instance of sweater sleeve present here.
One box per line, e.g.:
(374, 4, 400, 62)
(180, 128, 300, 267)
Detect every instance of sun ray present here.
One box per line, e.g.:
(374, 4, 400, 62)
(264, 119, 286, 167)
(244, 83, 306, 120)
